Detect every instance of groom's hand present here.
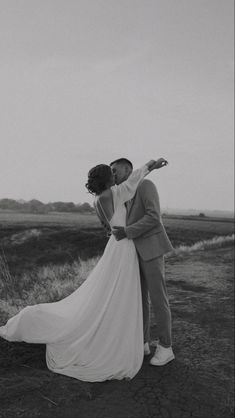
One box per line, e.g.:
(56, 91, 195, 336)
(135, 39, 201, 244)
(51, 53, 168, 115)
(112, 226, 127, 241)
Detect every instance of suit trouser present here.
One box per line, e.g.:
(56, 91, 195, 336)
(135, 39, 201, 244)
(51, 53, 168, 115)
(138, 255, 172, 348)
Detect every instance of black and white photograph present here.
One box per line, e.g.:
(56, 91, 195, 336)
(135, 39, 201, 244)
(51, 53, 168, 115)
(0, 1, 234, 417)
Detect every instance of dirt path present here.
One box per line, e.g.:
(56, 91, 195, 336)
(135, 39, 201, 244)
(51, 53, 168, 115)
(0, 247, 234, 418)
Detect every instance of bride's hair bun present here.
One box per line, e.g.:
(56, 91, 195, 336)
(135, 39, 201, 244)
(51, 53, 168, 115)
(86, 164, 112, 195)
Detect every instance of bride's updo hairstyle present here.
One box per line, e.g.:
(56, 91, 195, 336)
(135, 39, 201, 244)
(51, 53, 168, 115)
(86, 164, 113, 195)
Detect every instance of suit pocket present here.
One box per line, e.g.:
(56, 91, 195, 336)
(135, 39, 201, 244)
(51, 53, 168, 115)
(134, 231, 173, 261)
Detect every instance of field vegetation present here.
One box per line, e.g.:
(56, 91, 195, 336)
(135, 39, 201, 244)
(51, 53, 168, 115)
(0, 211, 233, 316)
(0, 211, 234, 417)
(0, 211, 233, 275)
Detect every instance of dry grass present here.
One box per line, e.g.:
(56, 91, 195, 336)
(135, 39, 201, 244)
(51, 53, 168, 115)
(0, 249, 18, 299)
(0, 234, 234, 321)
(0, 256, 100, 319)
(168, 233, 234, 257)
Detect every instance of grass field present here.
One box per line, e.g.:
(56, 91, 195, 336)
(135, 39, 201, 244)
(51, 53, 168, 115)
(0, 209, 233, 230)
(0, 211, 233, 275)
(0, 210, 233, 264)
(0, 210, 99, 227)
(0, 211, 234, 417)
(0, 210, 233, 306)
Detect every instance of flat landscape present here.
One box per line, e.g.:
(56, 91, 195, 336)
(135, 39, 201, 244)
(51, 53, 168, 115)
(0, 211, 233, 275)
(0, 211, 234, 417)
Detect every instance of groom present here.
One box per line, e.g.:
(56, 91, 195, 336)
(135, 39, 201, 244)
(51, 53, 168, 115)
(110, 158, 175, 366)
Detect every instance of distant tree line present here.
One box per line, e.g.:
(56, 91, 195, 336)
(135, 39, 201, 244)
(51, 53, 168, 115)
(0, 199, 95, 214)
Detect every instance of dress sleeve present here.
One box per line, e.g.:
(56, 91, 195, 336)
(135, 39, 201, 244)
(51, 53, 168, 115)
(111, 165, 150, 210)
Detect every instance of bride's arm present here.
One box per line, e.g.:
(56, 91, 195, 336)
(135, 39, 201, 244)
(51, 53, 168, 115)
(111, 158, 168, 206)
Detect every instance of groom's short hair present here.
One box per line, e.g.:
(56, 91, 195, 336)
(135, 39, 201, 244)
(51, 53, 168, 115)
(110, 158, 133, 169)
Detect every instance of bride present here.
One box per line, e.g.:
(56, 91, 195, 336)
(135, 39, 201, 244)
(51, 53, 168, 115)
(0, 158, 168, 382)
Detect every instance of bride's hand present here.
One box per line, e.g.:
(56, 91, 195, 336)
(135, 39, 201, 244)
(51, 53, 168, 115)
(147, 158, 168, 171)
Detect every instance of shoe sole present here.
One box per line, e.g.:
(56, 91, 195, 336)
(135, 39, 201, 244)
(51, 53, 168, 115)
(150, 354, 175, 366)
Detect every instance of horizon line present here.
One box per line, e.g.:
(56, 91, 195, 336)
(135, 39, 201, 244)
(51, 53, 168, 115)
(0, 197, 233, 214)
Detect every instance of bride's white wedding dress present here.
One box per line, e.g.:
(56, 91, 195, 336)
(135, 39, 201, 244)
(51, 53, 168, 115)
(0, 165, 149, 382)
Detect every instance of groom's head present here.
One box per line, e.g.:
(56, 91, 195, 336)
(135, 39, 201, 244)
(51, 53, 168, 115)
(110, 158, 133, 185)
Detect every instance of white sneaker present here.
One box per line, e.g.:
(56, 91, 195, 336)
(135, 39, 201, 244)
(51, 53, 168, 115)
(144, 342, 151, 356)
(150, 344, 175, 366)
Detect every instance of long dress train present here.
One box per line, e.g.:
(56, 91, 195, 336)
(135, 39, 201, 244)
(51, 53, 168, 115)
(0, 165, 149, 381)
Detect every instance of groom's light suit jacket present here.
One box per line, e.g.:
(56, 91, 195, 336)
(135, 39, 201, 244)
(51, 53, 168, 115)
(125, 178, 173, 261)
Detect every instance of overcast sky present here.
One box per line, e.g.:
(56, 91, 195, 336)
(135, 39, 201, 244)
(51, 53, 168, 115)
(0, 0, 234, 211)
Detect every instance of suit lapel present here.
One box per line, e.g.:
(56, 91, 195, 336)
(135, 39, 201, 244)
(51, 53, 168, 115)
(127, 198, 134, 213)
(126, 180, 143, 221)
(126, 195, 135, 219)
